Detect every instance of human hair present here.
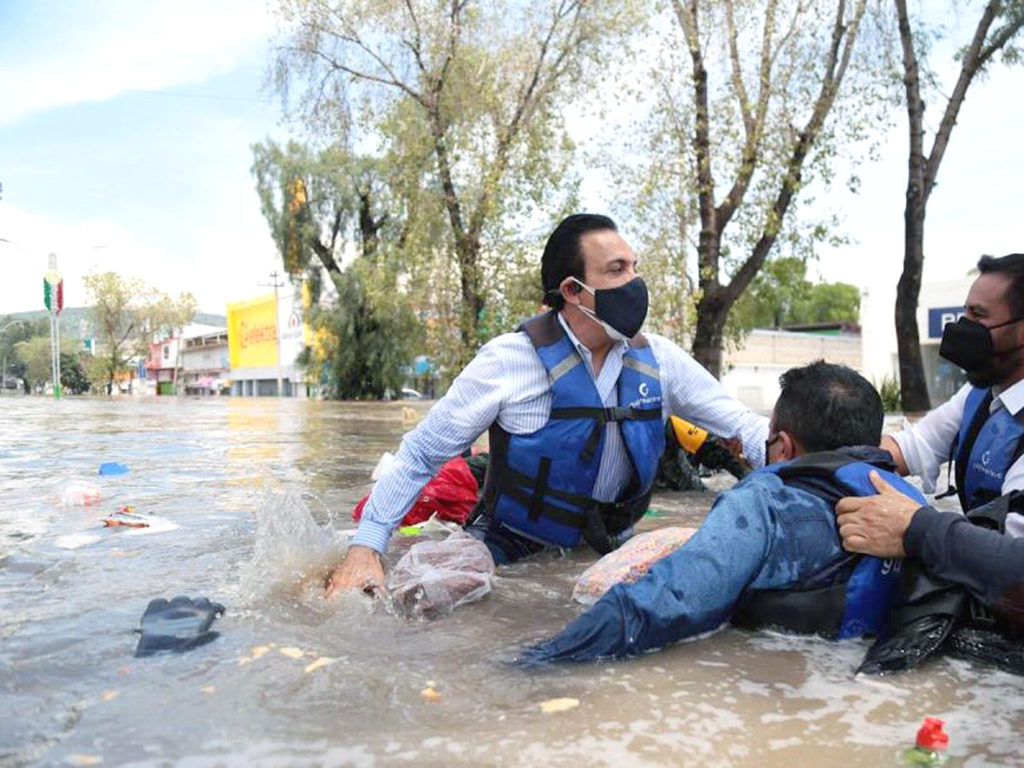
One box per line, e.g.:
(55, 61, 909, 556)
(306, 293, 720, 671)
(541, 213, 618, 309)
(773, 360, 883, 452)
(977, 253, 1024, 317)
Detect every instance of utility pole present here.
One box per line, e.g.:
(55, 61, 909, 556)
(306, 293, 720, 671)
(259, 270, 286, 397)
(44, 253, 63, 399)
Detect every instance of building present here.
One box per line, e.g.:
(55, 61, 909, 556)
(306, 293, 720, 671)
(860, 276, 971, 407)
(181, 329, 229, 395)
(144, 323, 228, 395)
(719, 324, 863, 412)
(226, 290, 311, 397)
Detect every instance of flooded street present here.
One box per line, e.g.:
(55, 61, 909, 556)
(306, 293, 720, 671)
(1, 397, 1021, 767)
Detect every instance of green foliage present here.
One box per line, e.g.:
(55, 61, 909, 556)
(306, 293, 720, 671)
(59, 351, 92, 395)
(878, 374, 902, 413)
(14, 335, 81, 391)
(1, 316, 49, 388)
(83, 271, 196, 394)
(271, 0, 624, 364)
(728, 257, 860, 337)
(303, 263, 416, 400)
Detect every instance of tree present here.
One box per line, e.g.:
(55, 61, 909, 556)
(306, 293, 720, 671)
(639, 0, 876, 376)
(1, 316, 49, 391)
(301, 263, 418, 399)
(59, 351, 92, 395)
(730, 256, 860, 331)
(14, 335, 81, 392)
(893, 0, 1024, 411)
(83, 271, 196, 394)
(252, 139, 421, 397)
(272, 0, 620, 363)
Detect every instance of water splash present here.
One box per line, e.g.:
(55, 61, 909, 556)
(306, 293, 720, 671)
(240, 491, 350, 603)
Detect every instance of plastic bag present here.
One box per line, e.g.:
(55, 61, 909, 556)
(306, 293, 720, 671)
(352, 455, 479, 527)
(386, 531, 495, 618)
(572, 526, 697, 605)
(60, 481, 102, 507)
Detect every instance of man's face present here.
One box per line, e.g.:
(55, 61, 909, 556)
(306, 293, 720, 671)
(962, 272, 1024, 387)
(578, 230, 638, 299)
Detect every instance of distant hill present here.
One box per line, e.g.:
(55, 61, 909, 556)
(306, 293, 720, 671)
(2, 307, 227, 338)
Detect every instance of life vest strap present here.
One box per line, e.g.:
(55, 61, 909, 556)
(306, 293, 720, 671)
(550, 405, 661, 462)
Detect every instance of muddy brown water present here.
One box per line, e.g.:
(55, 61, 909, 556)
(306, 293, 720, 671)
(0, 397, 1020, 767)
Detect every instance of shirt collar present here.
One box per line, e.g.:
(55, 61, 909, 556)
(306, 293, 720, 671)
(995, 377, 1024, 416)
(556, 311, 629, 361)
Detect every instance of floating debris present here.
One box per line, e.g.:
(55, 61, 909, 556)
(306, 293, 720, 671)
(279, 647, 304, 660)
(304, 657, 336, 674)
(539, 697, 579, 714)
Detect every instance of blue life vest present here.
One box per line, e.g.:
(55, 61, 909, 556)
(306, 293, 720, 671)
(952, 386, 1024, 512)
(477, 311, 665, 553)
(733, 450, 927, 640)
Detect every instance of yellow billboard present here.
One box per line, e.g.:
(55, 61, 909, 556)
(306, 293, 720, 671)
(227, 293, 278, 369)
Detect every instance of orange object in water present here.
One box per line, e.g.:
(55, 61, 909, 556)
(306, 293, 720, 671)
(102, 507, 150, 529)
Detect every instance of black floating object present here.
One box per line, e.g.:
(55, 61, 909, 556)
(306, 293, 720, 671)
(945, 626, 1024, 676)
(857, 613, 955, 675)
(134, 596, 226, 658)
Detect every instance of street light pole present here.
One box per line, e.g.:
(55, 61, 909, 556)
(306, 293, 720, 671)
(259, 270, 286, 397)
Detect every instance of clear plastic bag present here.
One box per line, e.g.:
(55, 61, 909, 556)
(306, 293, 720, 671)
(387, 531, 495, 619)
(60, 481, 102, 507)
(572, 526, 697, 605)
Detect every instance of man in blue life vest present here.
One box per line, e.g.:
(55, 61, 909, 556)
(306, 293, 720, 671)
(521, 361, 923, 664)
(326, 214, 768, 597)
(835, 254, 1024, 670)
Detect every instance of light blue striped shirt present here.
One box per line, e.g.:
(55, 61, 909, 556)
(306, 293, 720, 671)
(353, 314, 769, 552)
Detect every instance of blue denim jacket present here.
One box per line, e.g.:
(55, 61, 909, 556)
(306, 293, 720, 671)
(523, 470, 846, 662)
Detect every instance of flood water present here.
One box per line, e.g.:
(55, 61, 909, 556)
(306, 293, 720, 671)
(1, 396, 1021, 767)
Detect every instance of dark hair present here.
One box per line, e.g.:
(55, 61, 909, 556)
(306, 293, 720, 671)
(977, 253, 1024, 317)
(773, 360, 883, 452)
(541, 213, 618, 309)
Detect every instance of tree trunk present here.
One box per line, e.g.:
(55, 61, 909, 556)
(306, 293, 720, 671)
(692, 292, 727, 377)
(895, 181, 931, 412)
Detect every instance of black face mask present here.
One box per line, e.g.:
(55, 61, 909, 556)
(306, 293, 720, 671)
(572, 276, 649, 341)
(939, 315, 1024, 386)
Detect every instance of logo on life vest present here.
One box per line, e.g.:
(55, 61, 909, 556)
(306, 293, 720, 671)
(639, 382, 649, 397)
(982, 450, 991, 467)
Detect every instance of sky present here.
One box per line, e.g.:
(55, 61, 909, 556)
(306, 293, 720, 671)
(1, 1, 1022, 320)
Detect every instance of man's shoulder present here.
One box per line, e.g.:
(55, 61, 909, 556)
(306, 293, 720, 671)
(478, 329, 534, 354)
(639, 332, 690, 363)
(719, 470, 830, 511)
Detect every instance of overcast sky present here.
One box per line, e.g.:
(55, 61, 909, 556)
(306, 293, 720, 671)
(1, 0, 1021, 318)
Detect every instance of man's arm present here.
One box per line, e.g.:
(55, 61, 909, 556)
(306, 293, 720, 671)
(887, 384, 970, 491)
(837, 474, 1024, 616)
(326, 342, 508, 596)
(650, 335, 770, 469)
(521, 482, 777, 662)
(904, 505, 1024, 612)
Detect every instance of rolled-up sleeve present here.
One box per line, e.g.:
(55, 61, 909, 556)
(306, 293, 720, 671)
(522, 481, 776, 662)
(890, 385, 969, 493)
(649, 335, 769, 468)
(351, 343, 507, 552)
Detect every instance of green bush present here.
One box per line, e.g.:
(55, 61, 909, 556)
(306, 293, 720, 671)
(878, 374, 901, 413)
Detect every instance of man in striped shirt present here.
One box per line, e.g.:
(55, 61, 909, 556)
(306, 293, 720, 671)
(327, 214, 769, 597)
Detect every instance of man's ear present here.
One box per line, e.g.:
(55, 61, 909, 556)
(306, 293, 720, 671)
(560, 277, 582, 306)
(778, 430, 799, 461)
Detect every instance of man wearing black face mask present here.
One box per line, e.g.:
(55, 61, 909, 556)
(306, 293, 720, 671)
(835, 253, 1024, 650)
(326, 213, 768, 597)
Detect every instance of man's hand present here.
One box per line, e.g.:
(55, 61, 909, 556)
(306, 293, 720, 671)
(325, 545, 386, 599)
(835, 471, 922, 558)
